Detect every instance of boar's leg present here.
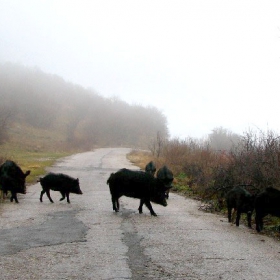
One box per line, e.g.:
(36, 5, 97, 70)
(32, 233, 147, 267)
(255, 216, 261, 232)
(66, 192, 70, 203)
(143, 199, 157, 216)
(10, 192, 19, 203)
(116, 198, 119, 211)
(255, 213, 264, 232)
(45, 189, 54, 203)
(138, 199, 144, 214)
(247, 212, 252, 228)
(227, 207, 232, 223)
(259, 218, 263, 232)
(40, 190, 45, 202)
(235, 209, 241, 226)
(111, 196, 119, 212)
(59, 192, 70, 203)
(40, 190, 43, 202)
(59, 191, 66, 201)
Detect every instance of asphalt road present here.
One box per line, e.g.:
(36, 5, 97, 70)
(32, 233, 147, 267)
(0, 148, 280, 280)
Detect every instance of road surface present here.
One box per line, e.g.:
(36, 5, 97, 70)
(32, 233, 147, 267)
(0, 148, 280, 279)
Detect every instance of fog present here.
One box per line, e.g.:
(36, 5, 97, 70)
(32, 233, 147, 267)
(0, 0, 280, 139)
(0, 63, 168, 149)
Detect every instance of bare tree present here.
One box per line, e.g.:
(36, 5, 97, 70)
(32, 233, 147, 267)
(149, 131, 166, 157)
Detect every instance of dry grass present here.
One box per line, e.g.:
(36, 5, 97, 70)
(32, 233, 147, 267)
(127, 150, 153, 170)
(0, 122, 80, 185)
(127, 150, 168, 172)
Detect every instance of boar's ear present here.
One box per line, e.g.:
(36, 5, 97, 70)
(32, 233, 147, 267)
(25, 170, 31, 177)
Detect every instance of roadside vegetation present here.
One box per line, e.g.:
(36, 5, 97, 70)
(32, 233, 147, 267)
(128, 128, 280, 238)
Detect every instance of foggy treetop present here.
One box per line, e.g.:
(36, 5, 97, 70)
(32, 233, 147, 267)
(0, 62, 168, 149)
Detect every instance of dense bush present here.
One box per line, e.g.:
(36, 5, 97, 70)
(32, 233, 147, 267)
(148, 128, 280, 200)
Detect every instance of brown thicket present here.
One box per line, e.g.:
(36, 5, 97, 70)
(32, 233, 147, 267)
(149, 128, 280, 200)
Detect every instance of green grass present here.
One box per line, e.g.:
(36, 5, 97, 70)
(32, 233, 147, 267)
(0, 146, 71, 184)
(0, 122, 77, 184)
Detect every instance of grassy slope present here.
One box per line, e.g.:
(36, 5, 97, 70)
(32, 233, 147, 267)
(0, 122, 78, 184)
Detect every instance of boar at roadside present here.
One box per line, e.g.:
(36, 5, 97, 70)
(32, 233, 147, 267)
(0, 160, 30, 203)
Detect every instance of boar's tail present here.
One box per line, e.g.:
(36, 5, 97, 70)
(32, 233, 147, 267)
(107, 173, 115, 185)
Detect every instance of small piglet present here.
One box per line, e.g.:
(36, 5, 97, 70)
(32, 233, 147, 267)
(38, 173, 82, 203)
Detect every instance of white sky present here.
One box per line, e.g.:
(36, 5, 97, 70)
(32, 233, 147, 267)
(0, 0, 280, 139)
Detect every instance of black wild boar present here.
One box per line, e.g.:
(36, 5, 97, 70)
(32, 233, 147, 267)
(226, 186, 255, 228)
(0, 160, 31, 203)
(107, 168, 171, 216)
(38, 173, 82, 203)
(255, 187, 280, 232)
(145, 161, 156, 176)
(156, 165, 174, 199)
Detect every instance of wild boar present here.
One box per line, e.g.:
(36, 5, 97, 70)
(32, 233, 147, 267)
(255, 187, 280, 232)
(107, 168, 171, 216)
(226, 186, 255, 228)
(0, 160, 31, 203)
(38, 173, 82, 203)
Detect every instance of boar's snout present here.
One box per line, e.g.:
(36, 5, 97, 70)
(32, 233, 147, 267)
(161, 199, 167, 207)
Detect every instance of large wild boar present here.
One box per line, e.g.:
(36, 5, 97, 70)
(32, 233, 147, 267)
(225, 186, 255, 228)
(0, 160, 31, 203)
(107, 168, 171, 216)
(255, 187, 280, 232)
(156, 165, 174, 199)
(38, 173, 82, 203)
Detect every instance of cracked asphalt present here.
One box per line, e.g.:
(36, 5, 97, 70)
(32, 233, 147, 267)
(0, 147, 280, 279)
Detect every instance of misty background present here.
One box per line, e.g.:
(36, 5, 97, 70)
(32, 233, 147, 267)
(0, 0, 280, 140)
(0, 62, 169, 149)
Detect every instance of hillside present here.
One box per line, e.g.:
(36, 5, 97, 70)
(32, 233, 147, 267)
(0, 62, 169, 152)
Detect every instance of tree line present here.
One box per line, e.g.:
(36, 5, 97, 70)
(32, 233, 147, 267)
(0, 62, 168, 150)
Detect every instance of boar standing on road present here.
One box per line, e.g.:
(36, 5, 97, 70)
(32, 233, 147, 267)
(145, 161, 156, 176)
(226, 186, 255, 228)
(107, 168, 171, 216)
(0, 160, 31, 203)
(255, 187, 280, 232)
(156, 165, 174, 199)
(38, 173, 82, 203)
